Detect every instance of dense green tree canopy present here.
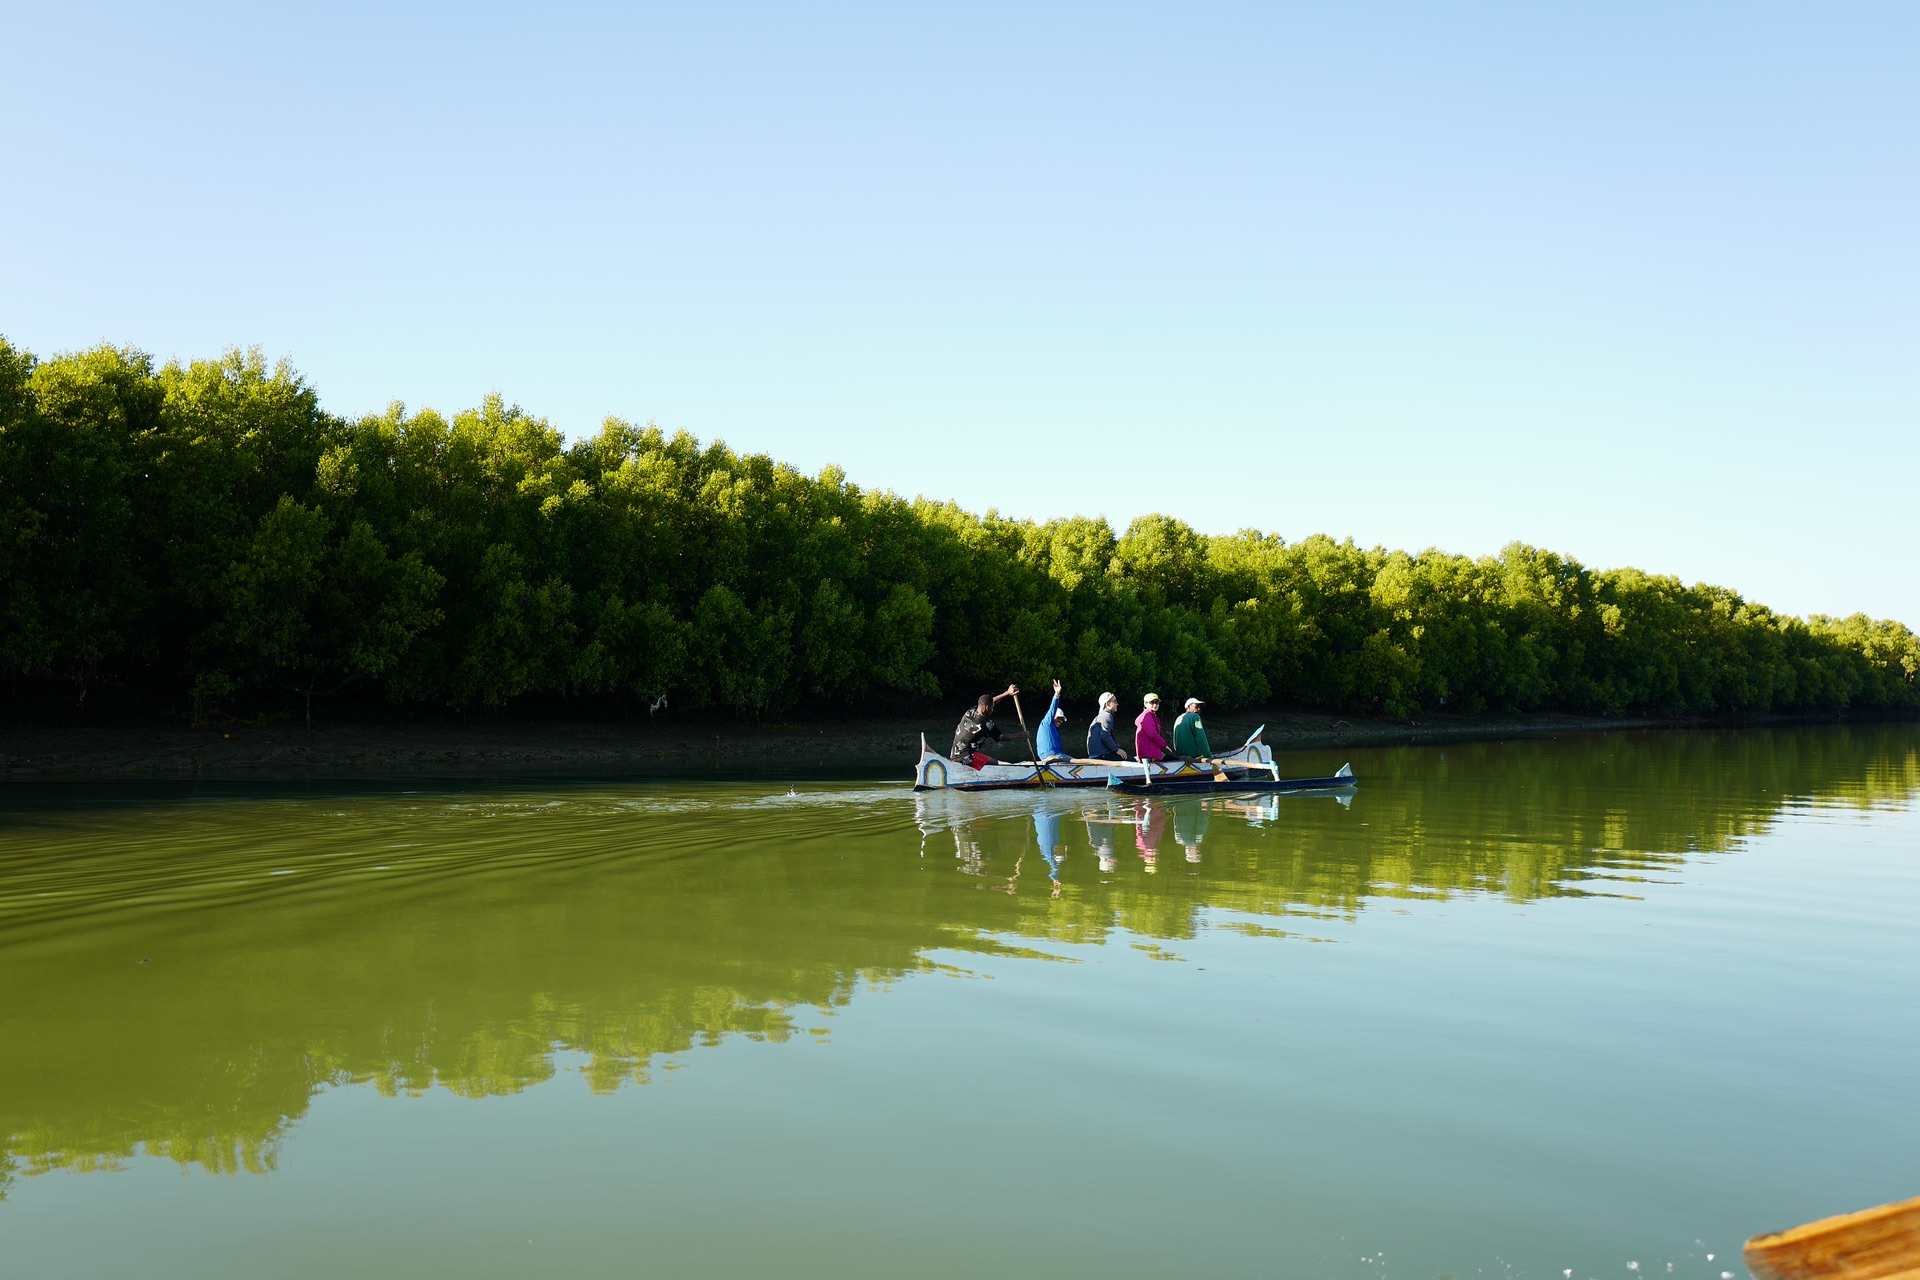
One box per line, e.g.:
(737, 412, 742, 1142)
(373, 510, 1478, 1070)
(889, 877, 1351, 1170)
(1, 337, 1915, 722)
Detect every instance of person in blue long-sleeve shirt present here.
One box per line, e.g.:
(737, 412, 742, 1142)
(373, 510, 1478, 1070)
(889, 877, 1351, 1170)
(1034, 680, 1071, 762)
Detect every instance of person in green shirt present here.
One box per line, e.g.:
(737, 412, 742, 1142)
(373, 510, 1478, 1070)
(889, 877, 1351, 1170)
(1171, 697, 1212, 759)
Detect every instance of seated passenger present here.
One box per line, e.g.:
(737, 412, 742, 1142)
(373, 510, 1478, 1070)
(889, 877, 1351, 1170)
(1034, 679, 1070, 762)
(951, 685, 1022, 768)
(1086, 691, 1132, 761)
(1134, 693, 1169, 762)
(1171, 697, 1212, 759)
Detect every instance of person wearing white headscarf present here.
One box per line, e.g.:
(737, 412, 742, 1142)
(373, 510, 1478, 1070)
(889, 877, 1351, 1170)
(1085, 690, 1131, 760)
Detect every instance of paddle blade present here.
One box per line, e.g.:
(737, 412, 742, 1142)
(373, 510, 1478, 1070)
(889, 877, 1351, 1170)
(1745, 1193, 1920, 1280)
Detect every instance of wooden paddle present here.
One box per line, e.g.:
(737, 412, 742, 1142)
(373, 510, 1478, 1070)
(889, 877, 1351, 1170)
(1009, 690, 1052, 786)
(1745, 1192, 1920, 1279)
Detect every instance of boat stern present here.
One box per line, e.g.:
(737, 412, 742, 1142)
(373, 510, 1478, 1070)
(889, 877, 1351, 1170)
(1235, 725, 1276, 771)
(913, 737, 972, 791)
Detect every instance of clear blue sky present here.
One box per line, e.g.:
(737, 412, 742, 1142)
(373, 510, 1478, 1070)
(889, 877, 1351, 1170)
(5, 2, 1915, 624)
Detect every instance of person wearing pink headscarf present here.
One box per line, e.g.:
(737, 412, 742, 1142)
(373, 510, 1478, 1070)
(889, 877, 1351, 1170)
(1133, 692, 1169, 761)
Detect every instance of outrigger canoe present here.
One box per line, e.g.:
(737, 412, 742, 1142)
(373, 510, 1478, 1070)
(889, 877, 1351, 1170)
(912, 726, 1279, 792)
(1106, 763, 1356, 796)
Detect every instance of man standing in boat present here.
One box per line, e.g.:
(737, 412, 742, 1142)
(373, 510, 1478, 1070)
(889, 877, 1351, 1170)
(951, 685, 1023, 768)
(1086, 691, 1131, 761)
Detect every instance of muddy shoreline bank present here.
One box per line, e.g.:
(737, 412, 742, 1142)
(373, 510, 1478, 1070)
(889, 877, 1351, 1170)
(3, 707, 1910, 783)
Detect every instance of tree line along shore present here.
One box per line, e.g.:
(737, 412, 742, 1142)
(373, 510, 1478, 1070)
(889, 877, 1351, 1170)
(2, 338, 1915, 728)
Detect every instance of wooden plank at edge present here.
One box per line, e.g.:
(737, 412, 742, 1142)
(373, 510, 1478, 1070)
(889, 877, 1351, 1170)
(1745, 1194, 1920, 1280)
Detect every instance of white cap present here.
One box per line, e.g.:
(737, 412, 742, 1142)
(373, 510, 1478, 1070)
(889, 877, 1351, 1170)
(1185, 697, 1204, 708)
(1143, 692, 1161, 706)
(1098, 691, 1116, 707)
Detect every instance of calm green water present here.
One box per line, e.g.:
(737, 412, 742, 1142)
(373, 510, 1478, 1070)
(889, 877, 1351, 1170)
(1, 727, 1916, 1279)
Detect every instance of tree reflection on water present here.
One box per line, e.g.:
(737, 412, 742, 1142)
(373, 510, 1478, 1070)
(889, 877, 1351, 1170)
(0, 724, 1913, 1194)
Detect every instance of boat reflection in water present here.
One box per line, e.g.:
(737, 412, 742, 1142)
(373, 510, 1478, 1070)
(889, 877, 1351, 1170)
(914, 783, 1353, 884)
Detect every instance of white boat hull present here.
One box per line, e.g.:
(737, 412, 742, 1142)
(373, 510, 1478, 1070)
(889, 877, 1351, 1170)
(912, 728, 1277, 791)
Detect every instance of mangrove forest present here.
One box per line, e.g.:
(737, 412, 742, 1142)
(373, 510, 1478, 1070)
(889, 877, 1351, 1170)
(1, 338, 1914, 723)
